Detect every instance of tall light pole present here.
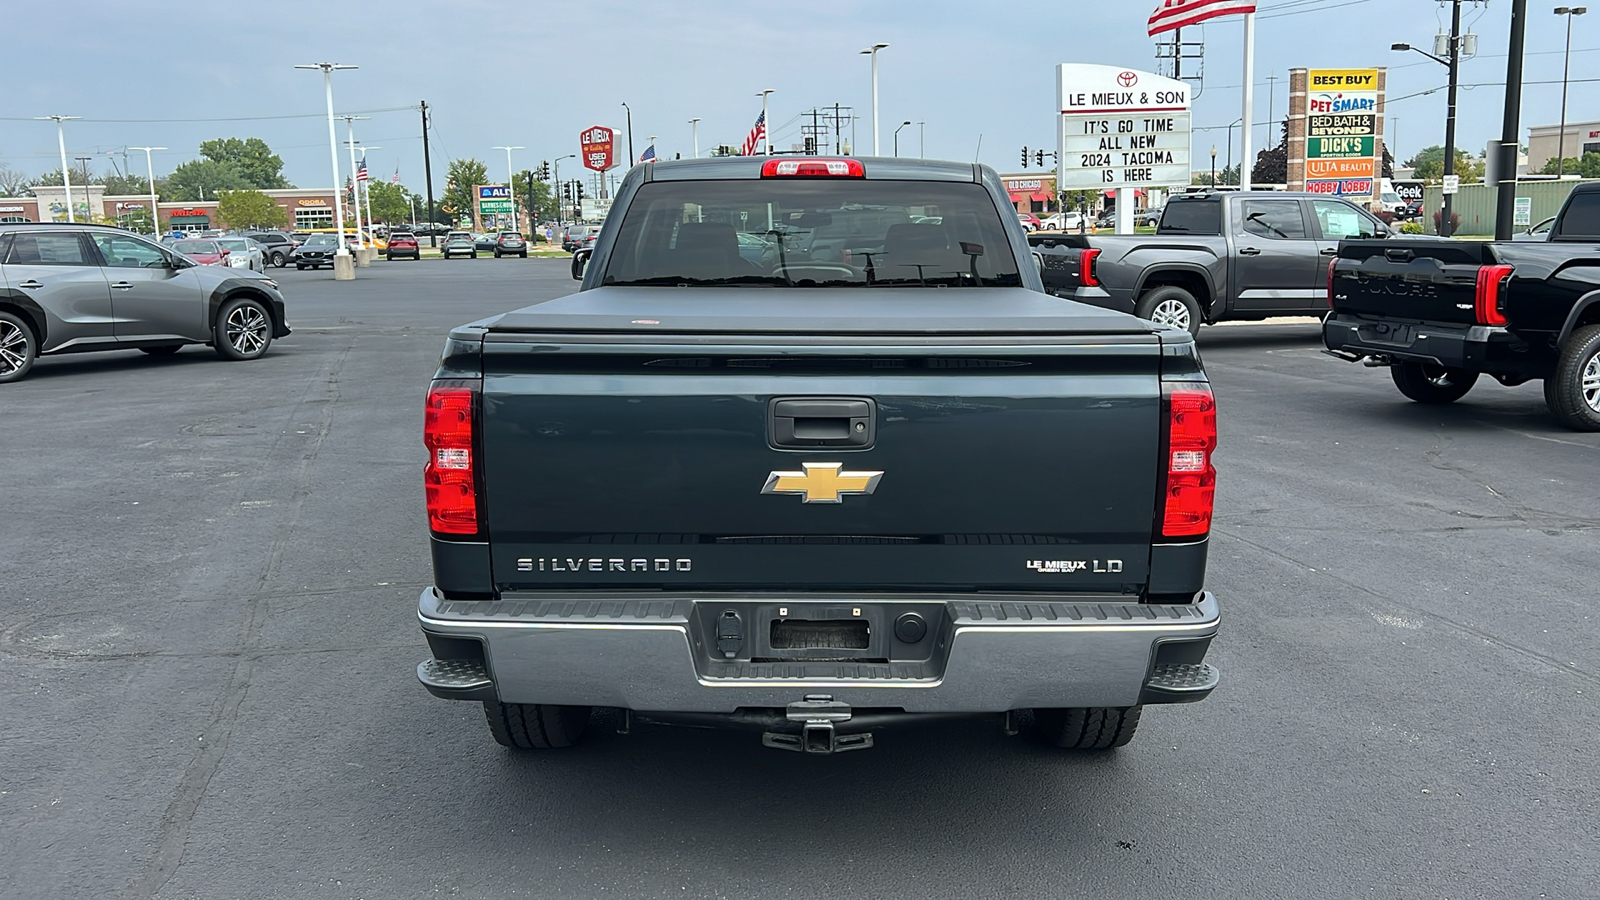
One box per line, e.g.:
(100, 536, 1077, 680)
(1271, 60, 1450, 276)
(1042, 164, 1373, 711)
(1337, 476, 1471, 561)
(128, 146, 165, 235)
(1495, 0, 1531, 240)
(860, 43, 889, 155)
(1555, 6, 1587, 179)
(340, 116, 370, 246)
(1226, 118, 1242, 184)
(689, 118, 700, 158)
(917, 120, 925, 158)
(757, 90, 774, 155)
(295, 63, 357, 257)
(620, 102, 634, 163)
(894, 120, 911, 157)
(35, 115, 80, 222)
(493, 145, 523, 229)
(360, 145, 380, 232)
(1394, 16, 1461, 236)
(552, 153, 575, 229)
(1210, 146, 1218, 187)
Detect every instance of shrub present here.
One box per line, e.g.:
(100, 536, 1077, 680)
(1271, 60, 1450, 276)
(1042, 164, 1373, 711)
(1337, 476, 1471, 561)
(1433, 209, 1461, 234)
(1401, 222, 1425, 234)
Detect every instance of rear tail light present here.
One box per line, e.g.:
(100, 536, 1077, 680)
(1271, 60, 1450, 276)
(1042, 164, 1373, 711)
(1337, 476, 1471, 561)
(424, 385, 480, 535)
(1080, 248, 1102, 288)
(1159, 384, 1217, 540)
(761, 158, 865, 178)
(1474, 264, 1513, 326)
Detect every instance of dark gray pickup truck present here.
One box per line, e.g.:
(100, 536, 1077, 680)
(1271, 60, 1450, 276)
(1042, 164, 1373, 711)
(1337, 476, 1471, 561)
(1033, 190, 1395, 335)
(416, 157, 1221, 755)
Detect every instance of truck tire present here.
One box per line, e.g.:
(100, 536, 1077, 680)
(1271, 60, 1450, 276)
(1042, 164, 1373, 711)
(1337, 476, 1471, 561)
(483, 701, 590, 749)
(1135, 286, 1202, 337)
(1035, 706, 1143, 750)
(0, 310, 38, 384)
(1390, 361, 1479, 404)
(1545, 324, 1600, 431)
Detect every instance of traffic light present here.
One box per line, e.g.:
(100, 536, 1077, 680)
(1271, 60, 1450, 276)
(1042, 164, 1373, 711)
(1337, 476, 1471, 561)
(539, 161, 550, 181)
(1035, 150, 1045, 167)
(1021, 146, 1029, 168)
(576, 182, 586, 201)
(562, 182, 572, 201)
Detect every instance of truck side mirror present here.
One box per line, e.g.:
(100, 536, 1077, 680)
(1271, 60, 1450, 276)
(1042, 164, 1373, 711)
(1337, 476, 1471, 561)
(571, 249, 588, 281)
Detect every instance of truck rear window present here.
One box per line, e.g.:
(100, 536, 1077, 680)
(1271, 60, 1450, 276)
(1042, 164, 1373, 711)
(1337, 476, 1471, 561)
(1157, 200, 1222, 235)
(600, 180, 1023, 288)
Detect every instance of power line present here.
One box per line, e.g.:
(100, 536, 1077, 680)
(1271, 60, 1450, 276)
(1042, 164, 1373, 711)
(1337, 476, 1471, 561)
(0, 105, 417, 125)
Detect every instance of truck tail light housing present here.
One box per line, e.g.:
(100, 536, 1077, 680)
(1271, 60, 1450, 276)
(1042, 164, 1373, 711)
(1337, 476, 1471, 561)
(1327, 258, 1339, 307)
(760, 158, 865, 178)
(1080, 248, 1102, 288)
(424, 384, 481, 535)
(1475, 264, 1513, 326)
(1159, 384, 1217, 539)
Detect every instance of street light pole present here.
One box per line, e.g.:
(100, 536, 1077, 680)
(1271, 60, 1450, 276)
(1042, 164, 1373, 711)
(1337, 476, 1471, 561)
(620, 102, 634, 163)
(361, 145, 380, 233)
(340, 116, 370, 247)
(689, 118, 700, 158)
(1210, 146, 1217, 187)
(917, 120, 925, 158)
(296, 63, 357, 257)
(757, 90, 774, 155)
(1226, 118, 1242, 184)
(35, 116, 80, 222)
(129, 146, 165, 235)
(493, 145, 523, 229)
(552, 153, 575, 229)
(894, 120, 911, 157)
(1555, 6, 1587, 179)
(860, 43, 889, 155)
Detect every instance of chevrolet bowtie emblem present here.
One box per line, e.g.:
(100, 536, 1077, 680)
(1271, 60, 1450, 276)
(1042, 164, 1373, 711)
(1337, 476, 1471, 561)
(762, 462, 883, 504)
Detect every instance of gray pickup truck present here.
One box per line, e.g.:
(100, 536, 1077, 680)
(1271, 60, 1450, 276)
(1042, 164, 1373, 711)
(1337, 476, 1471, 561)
(415, 157, 1221, 755)
(1033, 190, 1395, 335)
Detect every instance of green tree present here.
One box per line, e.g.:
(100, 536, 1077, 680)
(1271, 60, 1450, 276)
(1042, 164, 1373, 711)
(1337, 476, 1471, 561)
(199, 137, 291, 189)
(1252, 119, 1289, 186)
(166, 159, 249, 202)
(1539, 152, 1600, 178)
(216, 189, 287, 230)
(440, 157, 489, 220)
(1405, 145, 1483, 184)
(101, 172, 164, 197)
(363, 180, 413, 224)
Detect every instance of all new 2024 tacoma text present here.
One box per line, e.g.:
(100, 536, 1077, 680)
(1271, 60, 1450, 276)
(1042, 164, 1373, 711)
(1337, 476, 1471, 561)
(415, 157, 1222, 754)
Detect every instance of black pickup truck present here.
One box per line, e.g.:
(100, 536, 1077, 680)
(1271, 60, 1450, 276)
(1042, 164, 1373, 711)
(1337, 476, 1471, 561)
(1032, 190, 1395, 336)
(1324, 182, 1600, 430)
(415, 157, 1221, 755)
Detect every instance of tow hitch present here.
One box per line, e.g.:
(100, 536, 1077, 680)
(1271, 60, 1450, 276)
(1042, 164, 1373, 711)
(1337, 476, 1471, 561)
(761, 695, 874, 754)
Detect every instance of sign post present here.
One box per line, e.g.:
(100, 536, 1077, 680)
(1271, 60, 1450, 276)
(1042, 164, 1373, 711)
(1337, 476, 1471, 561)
(1056, 64, 1191, 234)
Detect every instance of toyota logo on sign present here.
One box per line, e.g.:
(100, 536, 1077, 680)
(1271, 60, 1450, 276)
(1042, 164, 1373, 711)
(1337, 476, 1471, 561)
(1117, 71, 1138, 88)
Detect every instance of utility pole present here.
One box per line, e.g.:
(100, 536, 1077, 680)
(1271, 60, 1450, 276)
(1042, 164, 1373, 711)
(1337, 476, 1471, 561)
(129, 146, 165, 236)
(35, 116, 80, 222)
(1442, 0, 1462, 238)
(1495, 0, 1530, 240)
(421, 100, 437, 247)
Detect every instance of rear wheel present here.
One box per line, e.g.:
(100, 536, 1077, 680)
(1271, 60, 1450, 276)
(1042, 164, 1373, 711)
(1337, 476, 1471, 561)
(1391, 361, 1479, 404)
(483, 701, 590, 749)
(1135, 286, 1203, 338)
(0, 311, 38, 384)
(213, 297, 273, 361)
(1035, 706, 1143, 750)
(1545, 324, 1600, 431)
(271, 251, 288, 267)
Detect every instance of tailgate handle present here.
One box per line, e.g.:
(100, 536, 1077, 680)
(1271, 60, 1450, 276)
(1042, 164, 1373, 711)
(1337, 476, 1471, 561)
(770, 398, 875, 449)
(1384, 248, 1415, 262)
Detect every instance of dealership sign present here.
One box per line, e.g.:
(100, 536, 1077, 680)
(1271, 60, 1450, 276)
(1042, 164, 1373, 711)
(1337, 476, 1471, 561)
(1055, 64, 1191, 190)
(581, 126, 616, 172)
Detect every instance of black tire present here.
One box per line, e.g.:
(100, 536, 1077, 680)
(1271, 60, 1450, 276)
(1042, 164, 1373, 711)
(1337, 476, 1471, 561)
(519, 252, 527, 258)
(1035, 706, 1143, 750)
(471, 252, 478, 259)
(213, 297, 273, 361)
(0, 310, 38, 384)
(140, 345, 182, 356)
(385, 253, 394, 261)
(1390, 361, 1479, 404)
(1135, 286, 1203, 337)
(1545, 324, 1600, 431)
(296, 264, 306, 270)
(483, 701, 590, 749)
(271, 251, 288, 267)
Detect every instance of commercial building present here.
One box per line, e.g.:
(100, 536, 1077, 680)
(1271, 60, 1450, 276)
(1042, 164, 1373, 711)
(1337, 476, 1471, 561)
(1001, 174, 1057, 214)
(0, 186, 342, 232)
(1527, 120, 1600, 174)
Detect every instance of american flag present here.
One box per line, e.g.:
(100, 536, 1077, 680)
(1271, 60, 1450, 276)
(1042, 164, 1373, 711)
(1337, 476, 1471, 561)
(741, 111, 766, 157)
(391, 165, 401, 184)
(356, 157, 369, 182)
(639, 144, 657, 163)
(1148, 0, 1256, 36)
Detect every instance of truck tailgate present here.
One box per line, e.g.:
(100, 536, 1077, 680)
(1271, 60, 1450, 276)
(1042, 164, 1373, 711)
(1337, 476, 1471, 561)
(1333, 239, 1499, 324)
(475, 292, 1167, 595)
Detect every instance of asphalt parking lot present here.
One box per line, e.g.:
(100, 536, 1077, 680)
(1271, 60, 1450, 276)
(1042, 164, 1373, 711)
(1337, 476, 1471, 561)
(4, 259, 1598, 899)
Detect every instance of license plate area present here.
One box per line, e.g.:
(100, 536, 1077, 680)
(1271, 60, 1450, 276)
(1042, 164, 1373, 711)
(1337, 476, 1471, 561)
(691, 601, 948, 665)
(771, 618, 870, 650)
(1357, 322, 1414, 346)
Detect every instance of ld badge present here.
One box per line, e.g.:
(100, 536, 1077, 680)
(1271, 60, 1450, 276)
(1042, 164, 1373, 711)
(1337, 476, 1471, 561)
(762, 462, 883, 504)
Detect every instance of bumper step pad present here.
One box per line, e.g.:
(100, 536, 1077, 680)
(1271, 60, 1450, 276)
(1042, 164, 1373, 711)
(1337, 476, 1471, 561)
(417, 658, 495, 701)
(1140, 662, 1220, 704)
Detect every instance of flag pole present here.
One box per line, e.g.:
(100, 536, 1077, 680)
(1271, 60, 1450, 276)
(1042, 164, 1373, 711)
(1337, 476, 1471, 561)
(1240, 11, 1255, 189)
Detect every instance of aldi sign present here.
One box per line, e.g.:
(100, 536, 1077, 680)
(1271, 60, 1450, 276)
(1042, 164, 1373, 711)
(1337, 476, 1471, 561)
(581, 126, 616, 172)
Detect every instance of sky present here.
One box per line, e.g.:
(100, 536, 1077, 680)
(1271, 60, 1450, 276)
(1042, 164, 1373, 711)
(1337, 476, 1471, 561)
(1, 0, 1590, 194)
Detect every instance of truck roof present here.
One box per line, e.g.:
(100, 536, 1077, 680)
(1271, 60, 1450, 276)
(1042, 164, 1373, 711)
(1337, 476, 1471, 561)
(644, 156, 981, 183)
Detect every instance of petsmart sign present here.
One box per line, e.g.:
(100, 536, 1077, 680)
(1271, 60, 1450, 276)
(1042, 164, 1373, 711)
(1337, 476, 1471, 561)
(1305, 68, 1378, 198)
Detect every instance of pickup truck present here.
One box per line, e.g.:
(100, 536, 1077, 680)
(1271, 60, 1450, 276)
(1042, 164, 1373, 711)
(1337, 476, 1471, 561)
(1032, 190, 1394, 335)
(1324, 181, 1600, 431)
(415, 157, 1222, 755)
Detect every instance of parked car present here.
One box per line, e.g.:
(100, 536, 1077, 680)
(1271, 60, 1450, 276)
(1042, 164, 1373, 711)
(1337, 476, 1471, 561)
(1032, 190, 1395, 336)
(216, 237, 267, 273)
(493, 231, 528, 258)
(561, 225, 591, 252)
(417, 156, 1221, 753)
(171, 239, 228, 266)
(300, 227, 386, 250)
(0, 222, 289, 383)
(442, 231, 477, 259)
(291, 233, 341, 269)
(1041, 211, 1084, 232)
(386, 232, 421, 260)
(1017, 212, 1041, 231)
(471, 233, 497, 252)
(1512, 216, 1555, 242)
(244, 231, 300, 267)
(1325, 181, 1600, 431)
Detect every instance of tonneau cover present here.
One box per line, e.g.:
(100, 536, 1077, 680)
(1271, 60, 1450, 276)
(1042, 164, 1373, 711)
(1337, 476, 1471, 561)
(482, 287, 1159, 336)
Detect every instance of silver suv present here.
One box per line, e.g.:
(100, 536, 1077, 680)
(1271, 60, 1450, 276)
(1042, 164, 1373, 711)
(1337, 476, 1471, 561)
(0, 223, 289, 384)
